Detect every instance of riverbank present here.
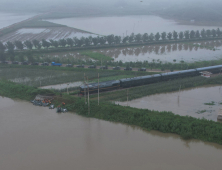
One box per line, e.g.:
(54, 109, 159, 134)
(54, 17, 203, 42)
(1, 79, 222, 145)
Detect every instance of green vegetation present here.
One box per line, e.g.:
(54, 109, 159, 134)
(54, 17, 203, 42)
(204, 101, 216, 105)
(196, 110, 207, 114)
(91, 75, 222, 102)
(80, 51, 113, 61)
(1, 79, 222, 144)
(0, 79, 54, 100)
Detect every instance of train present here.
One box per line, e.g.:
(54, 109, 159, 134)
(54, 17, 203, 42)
(79, 65, 222, 95)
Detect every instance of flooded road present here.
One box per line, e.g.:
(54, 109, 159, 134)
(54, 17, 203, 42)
(117, 86, 222, 121)
(1, 96, 222, 170)
(46, 15, 222, 36)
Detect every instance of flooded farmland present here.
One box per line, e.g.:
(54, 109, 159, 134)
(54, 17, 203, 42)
(46, 15, 222, 36)
(117, 86, 222, 121)
(96, 40, 222, 63)
(41, 40, 222, 63)
(1, 96, 222, 170)
(0, 27, 96, 43)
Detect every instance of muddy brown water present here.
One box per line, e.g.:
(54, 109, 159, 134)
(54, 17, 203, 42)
(1, 96, 222, 170)
(117, 86, 222, 121)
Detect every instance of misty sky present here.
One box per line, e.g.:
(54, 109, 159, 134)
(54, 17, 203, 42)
(1, 0, 222, 13)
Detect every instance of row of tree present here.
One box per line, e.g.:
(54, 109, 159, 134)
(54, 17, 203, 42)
(0, 28, 222, 62)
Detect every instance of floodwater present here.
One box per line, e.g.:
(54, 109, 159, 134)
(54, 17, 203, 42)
(39, 81, 83, 90)
(1, 97, 222, 170)
(0, 12, 34, 29)
(117, 86, 222, 121)
(97, 40, 222, 63)
(46, 15, 222, 36)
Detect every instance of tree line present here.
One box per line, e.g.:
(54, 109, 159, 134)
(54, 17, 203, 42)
(0, 28, 222, 62)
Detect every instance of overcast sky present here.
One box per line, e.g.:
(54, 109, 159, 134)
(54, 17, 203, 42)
(1, 0, 222, 13)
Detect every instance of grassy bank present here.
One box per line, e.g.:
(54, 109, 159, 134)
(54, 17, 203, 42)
(1, 79, 222, 144)
(91, 75, 222, 101)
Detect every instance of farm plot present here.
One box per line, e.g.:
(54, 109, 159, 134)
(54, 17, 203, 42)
(0, 27, 96, 43)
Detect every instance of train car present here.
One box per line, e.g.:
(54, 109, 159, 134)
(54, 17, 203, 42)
(120, 74, 162, 88)
(79, 80, 120, 95)
(196, 65, 222, 74)
(161, 69, 197, 81)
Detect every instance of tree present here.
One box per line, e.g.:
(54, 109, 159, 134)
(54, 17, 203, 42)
(167, 32, 172, 40)
(8, 50, 15, 61)
(59, 39, 67, 47)
(0, 50, 6, 62)
(216, 28, 221, 37)
(155, 32, 160, 41)
(0, 41, 6, 52)
(212, 29, 216, 37)
(206, 29, 211, 38)
(142, 33, 149, 42)
(149, 33, 154, 41)
(49, 39, 58, 48)
(201, 29, 206, 38)
(173, 31, 178, 40)
(196, 30, 200, 38)
(66, 38, 74, 47)
(107, 35, 115, 45)
(135, 33, 142, 42)
(129, 33, 134, 43)
(24, 40, 33, 50)
(190, 30, 195, 39)
(99, 36, 106, 45)
(85, 38, 91, 46)
(179, 32, 184, 39)
(32, 39, 41, 49)
(73, 37, 79, 46)
(184, 31, 190, 39)
(92, 37, 99, 46)
(115, 36, 121, 44)
(42, 39, 50, 49)
(122, 36, 129, 43)
(161, 32, 166, 40)
(6, 41, 15, 51)
(14, 40, 24, 50)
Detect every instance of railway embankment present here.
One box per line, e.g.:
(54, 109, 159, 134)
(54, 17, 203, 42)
(1, 76, 222, 145)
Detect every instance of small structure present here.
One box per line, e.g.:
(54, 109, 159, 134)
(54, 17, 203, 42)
(200, 71, 212, 78)
(217, 109, 222, 121)
(190, 20, 195, 23)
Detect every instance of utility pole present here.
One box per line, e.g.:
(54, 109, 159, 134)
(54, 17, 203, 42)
(87, 76, 90, 115)
(67, 83, 69, 94)
(98, 73, 99, 105)
(40, 81, 41, 87)
(84, 73, 86, 104)
(127, 89, 129, 106)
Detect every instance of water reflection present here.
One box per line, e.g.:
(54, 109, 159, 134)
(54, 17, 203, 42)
(95, 40, 222, 63)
